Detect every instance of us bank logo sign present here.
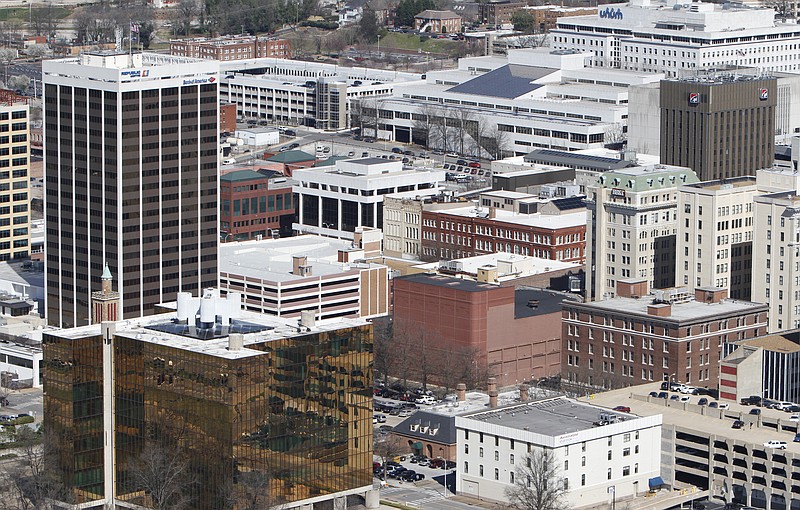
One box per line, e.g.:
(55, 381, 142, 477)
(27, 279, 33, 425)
(688, 92, 700, 105)
(599, 7, 623, 19)
(760, 88, 769, 100)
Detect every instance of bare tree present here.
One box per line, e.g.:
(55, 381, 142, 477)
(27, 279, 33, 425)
(763, 0, 795, 19)
(373, 429, 406, 481)
(505, 449, 568, 510)
(173, 0, 200, 36)
(603, 123, 625, 146)
(411, 103, 438, 148)
(373, 317, 394, 383)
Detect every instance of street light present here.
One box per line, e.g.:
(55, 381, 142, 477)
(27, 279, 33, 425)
(440, 447, 450, 498)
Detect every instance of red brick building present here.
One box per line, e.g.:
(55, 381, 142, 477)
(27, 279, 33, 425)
(420, 206, 586, 264)
(392, 273, 577, 387)
(220, 103, 237, 134)
(560, 279, 769, 391)
(220, 169, 296, 242)
(170, 35, 292, 61)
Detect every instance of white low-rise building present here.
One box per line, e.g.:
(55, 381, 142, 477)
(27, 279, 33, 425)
(293, 158, 444, 240)
(455, 396, 662, 508)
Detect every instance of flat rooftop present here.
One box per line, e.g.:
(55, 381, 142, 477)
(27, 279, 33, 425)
(681, 176, 758, 191)
(219, 235, 384, 282)
(412, 252, 580, 278)
(46, 299, 369, 360)
(590, 383, 800, 451)
(461, 396, 634, 437)
(430, 206, 587, 230)
(568, 296, 767, 324)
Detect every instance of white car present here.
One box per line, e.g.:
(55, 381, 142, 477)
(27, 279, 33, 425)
(679, 395, 691, 403)
(790, 415, 800, 422)
(763, 440, 788, 449)
(222, 157, 236, 165)
(774, 402, 795, 411)
(679, 386, 698, 395)
(415, 395, 435, 405)
(718, 403, 730, 410)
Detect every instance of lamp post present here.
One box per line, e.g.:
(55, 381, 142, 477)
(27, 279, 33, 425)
(608, 485, 616, 510)
(440, 447, 450, 497)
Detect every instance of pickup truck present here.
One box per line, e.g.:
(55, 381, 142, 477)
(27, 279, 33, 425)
(740, 395, 762, 406)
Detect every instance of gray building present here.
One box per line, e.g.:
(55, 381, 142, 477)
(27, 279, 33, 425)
(43, 52, 220, 327)
(660, 75, 776, 181)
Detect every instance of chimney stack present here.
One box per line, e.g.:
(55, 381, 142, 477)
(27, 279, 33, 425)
(228, 333, 244, 351)
(487, 377, 497, 393)
(519, 383, 529, 402)
(293, 255, 309, 275)
(457, 383, 467, 401)
(489, 389, 498, 408)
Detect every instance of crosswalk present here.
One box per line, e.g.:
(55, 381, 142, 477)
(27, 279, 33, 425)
(381, 486, 448, 508)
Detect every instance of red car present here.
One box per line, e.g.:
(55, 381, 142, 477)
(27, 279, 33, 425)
(613, 406, 631, 413)
(468, 162, 481, 168)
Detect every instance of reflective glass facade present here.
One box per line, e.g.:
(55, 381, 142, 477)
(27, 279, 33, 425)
(44, 321, 374, 509)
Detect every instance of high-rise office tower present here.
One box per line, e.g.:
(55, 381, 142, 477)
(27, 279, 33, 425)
(0, 92, 31, 262)
(660, 75, 776, 181)
(43, 52, 220, 328)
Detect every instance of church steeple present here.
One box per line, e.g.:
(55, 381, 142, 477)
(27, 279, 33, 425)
(92, 263, 120, 324)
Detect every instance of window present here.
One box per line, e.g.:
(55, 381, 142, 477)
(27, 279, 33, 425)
(494, 468, 499, 480)
(623, 433, 631, 443)
(607, 468, 612, 480)
(623, 447, 631, 456)
(464, 444, 469, 454)
(563, 478, 569, 490)
(479, 447, 484, 458)
(464, 461, 469, 473)
(510, 472, 515, 484)
(623, 466, 630, 476)
(581, 456, 586, 467)
(495, 451, 499, 461)
(510, 454, 515, 464)
(480, 465, 484, 477)
(581, 474, 586, 486)
(564, 460, 569, 470)
(608, 450, 612, 460)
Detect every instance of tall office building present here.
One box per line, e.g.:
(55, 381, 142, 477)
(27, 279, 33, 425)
(676, 177, 758, 300)
(659, 75, 776, 181)
(585, 164, 699, 301)
(43, 52, 220, 328)
(0, 92, 30, 261)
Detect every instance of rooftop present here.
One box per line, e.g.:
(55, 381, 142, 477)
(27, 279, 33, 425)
(220, 169, 268, 182)
(597, 164, 699, 191)
(412, 252, 581, 280)
(394, 410, 457, 445)
(738, 335, 800, 354)
(681, 176, 758, 192)
(460, 396, 637, 437)
(394, 273, 501, 293)
(219, 235, 384, 283)
(47, 290, 369, 359)
(429, 205, 587, 230)
(447, 64, 552, 99)
(524, 149, 636, 171)
(267, 150, 316, 164)
(415, 9, 460, 19)
(566, 294, 768, 324)
(514, 288, 578, 319)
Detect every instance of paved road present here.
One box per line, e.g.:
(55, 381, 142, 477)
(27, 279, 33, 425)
(2, 387, 42, 425)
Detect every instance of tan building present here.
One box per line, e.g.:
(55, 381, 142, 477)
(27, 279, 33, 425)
(219, 233, 389, 321)
(170, 35, 292, 61)
(521, 5, 597, 32)
(414, 10, 462, 33)
(0, 92, 30, 262)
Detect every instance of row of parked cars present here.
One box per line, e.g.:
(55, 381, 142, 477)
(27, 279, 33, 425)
(373, 461, 426, 482)
(740, 395, 800, 412)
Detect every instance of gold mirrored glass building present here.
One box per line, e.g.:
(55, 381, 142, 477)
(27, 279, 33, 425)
(43, 290, 374, 509)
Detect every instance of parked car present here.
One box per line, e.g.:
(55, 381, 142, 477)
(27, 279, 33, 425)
(698, 398, 709, 406)
(398, 410, 413, 417)
(456, 159, 467, 166)
(718, 403, 729, 409)
(732, 420, 745, 429)
(795, 433, 800, 443)
(374, 414, 387, 423)
(764, 440, 788, 449)
(415, 395, 436, 405)
(749, 408, 762, 415)
(679, 386, 698, 395)
(670, 395, 680, 401)
(391, 147, 403, 154)
(774, 401, 796, 411)
(789, 414, 800, 422)
(679, 395, 691, 403)
(468, 162, 481, 168)
(740, 395, 762, 406)
(649, 391, 659, 398)
(708, 401, 718, 408)
(657, 392, 669, 399)
(284, 130, 296, 137)
(362, 152, 369, 157)
(613, 406, 631, 413)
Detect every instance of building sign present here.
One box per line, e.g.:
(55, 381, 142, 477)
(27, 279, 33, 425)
(760, 88, 769, 100)
(610, 188, 626, 198)
(599, 7, 623, 19)
(688, 92, 699, 105)
(183, 76, 216, 85)
(121, 69, 150, 78)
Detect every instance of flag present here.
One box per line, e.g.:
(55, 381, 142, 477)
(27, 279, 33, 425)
(131, 22, 139, 34)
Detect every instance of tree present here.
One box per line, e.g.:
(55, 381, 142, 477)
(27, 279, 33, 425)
(395, 0, 436, 27)
(175, 0, 200, 36)
(359, 9, 379, 45)
(7, 75, 29, 93)
(24, 44, 50, 59)
(373, 429, 406, 482)
(505, 449, 568, 510)
(511, 10, 535, 33)
(763, 0, 795, 20)
(372, 317, 394, 382)
(603, 122, 625, 146)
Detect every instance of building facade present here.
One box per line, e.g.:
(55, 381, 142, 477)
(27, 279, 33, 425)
(659, 76, 776, 181)
(383, 195, 424, 260)
(0, 93, 30, 262)
(455, 397, 662, 508)
(752, 190, 800, 332)
(43, 290, 375, 509)
(393, 274, 577, 387)
(676, 177, 757, 300)
(43, 52, 219, 327)
(170, 36, 292, 61)
(421, 206, 587, 263)
(220, 169, 295, 242)
(551, 0, 800, 77)
(719, 333, 800, 404)
(586, 164, 699, 301)
(561, 280, 769, 390)
(414, 10, 462, 33)
(292, 158, 443, 240)
(219, 234, 389, 321)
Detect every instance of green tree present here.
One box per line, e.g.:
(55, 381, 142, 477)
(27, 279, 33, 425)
(359, 8, 379, 43)
(511, 10, 535, 33)
(394, 0, 435, 27)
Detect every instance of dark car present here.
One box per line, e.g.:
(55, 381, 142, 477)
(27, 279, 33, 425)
(658, 392, 668, 399)
(288, 143, 300, 149)
(670, 395, 680, 401)
(732, 420, 745, 429)
(749, 408, 762, 415)
(410, 473, 425, 481)
(285, 130, 297, 137)
(708, 401, 719, 408)
(613, 406, 631, 413)
(786, 405, 800, 413)
(456, 159, 467, 166)
(391, 147, 403, 154)
(698, 398, 709, 406)
(403, 150, 414, 156)
(649, 391, 660, 398)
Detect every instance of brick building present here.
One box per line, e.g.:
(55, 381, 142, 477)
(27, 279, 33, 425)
(393, 273, 579, 387)
(170, 35, 292, 61)
(560, 279, 769, 391)
(414, 10, 462, 33)
(420, 205, 586, 264)
(220, 169, 295, 242)
(220, 103, 237, 133)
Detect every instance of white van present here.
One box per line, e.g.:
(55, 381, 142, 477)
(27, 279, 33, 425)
(222, 158, 236, 165)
